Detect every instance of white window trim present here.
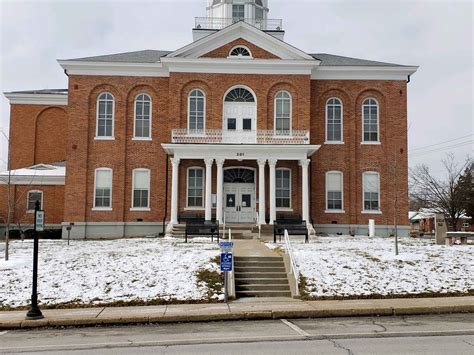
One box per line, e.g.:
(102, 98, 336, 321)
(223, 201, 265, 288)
(325, 171, 344, 213)
(26, 190, 43, 213)
(274, 90, 292, 135)
(186, 166, 205, 208)
(95, 92, 115, 140)
(361, 97, 380, 144)
(275, 167, 292, 210)
(362, 171, 381, 214)
(325, 97, 344, 144)
(228, 45, 253, 59)
(130, 168, 151, 211)
(133, 93, 152, 140)
(92, 167, 113, 211)
(187, 89, 206, 131)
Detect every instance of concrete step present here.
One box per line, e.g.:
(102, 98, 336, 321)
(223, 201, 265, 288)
(235, 278, 289, 285)
(234, 256, 282, 262)
(236, 284, 290, 291)
(235, 266, 286, 273)
(236, 290, 292, 298)
(235, 272, 288, 279)
(234, 261, 284, 268)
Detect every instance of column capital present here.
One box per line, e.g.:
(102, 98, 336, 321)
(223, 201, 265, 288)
(215, 158, 225, 167)
(257, 158, 267, 167)
(299, 159, 310, 168)
(171, 157, 181, 166)
(268, 159, 278, 167)
(204, 158, 214, 166)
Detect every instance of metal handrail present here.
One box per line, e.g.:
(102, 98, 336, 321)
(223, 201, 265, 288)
(284, 229, 300, 296)
(222, 212, 226, 239)
(195, 17, 283, 31)
(255, 211, 261, 240)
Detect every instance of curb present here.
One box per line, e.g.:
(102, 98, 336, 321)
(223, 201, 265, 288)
(1, 305, 473, 330)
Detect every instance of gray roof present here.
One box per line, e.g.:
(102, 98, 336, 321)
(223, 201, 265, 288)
(5, 89, 68, 95)
(67, 50, 172, 63)
(310, 53, 407, 67)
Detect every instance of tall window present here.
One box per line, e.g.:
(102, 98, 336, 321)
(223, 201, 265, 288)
(27, 190, 43, 212)
(94, 168, 112, 209)
(326, 172, 343, 211)
(134, 94, 151, 139)
(363, 172, 380, 211)
(96, 92, 114, 138)
(276, 169, 291, 208)
(188, 89, 205, 131)
(187, 168, 204, 208)
(275, 91, 291, 134)
(362, 98, 379, 142)
(132, 169, 150, 209)
(326, 98, 342, 142)
(232, 4, 245, 22)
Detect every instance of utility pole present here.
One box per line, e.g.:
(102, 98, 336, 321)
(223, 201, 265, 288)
(1, 130, 11, 261)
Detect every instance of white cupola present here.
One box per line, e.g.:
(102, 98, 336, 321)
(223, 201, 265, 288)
(193, 0, 284, 41)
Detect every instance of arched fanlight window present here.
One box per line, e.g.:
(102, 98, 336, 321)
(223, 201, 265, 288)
(229, 46, 251, 57)
(224, 168, 255, 183)
(225, 88, 255, 102)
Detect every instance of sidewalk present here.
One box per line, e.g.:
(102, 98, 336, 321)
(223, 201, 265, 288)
(1, 296, 473, 330)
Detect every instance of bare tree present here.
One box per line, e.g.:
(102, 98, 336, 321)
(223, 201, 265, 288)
(410, 154, 472, 231)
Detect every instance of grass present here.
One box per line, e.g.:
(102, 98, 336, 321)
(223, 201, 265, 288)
(195, 256, 224, 299)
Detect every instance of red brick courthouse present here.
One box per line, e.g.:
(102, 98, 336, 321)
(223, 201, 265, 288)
(0, 0, 417, 239)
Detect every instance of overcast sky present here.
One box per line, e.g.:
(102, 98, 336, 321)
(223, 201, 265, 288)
(0, 0, 472, 176)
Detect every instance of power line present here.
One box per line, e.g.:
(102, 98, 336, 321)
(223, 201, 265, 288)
(409, 134, 473, 152)
(409, 140, 473, 157)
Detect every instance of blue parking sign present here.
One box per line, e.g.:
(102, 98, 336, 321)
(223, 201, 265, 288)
(220, 253, 233, 272)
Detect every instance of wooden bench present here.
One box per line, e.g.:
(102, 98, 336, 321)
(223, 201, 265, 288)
(274, 217, 309, 243)
(185, 221, 220, 243)
(445, 232, 474, 245)
(178, 213, 204, 224)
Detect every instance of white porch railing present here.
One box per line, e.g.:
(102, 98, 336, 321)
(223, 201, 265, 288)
(172, 129, 310, 145)
(284, 229, 300, 296)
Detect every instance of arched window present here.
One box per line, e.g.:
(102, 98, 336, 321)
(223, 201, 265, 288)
(225, 87, 255, 102)
(134, 94, 151, 139)
(275, 91, 291, 134)
(96, 92, 114, 138)
(326, 98, 343, 142)
(188, 89, 205, 131)
(326, 171, 344, 211)
(362, 98, 379, 142)
(276, 168, 291, 209)
(224, 168, 255, 183)
(229, 46, 252, 58)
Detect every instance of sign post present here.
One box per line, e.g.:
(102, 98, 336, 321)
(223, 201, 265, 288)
(219, 241, 233, 303)
(26, 200, 44, 320)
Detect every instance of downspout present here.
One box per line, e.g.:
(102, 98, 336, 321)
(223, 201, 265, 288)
(160, 154, 169, 236)
(407, 75, 411, 83)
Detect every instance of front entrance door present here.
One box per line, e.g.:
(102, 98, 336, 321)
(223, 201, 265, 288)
(224, 183, 255, 223)
(223, 103, 256, 143)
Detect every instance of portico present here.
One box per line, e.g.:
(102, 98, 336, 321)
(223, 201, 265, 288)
(162, 143, 320, 229)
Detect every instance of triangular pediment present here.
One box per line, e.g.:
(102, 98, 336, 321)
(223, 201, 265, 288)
(167, 21, 315, 61)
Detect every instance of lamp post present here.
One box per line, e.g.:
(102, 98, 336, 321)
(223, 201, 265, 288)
(25, 200, 44, 320)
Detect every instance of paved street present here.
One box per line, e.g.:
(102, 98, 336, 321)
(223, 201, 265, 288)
(0, 313, 472, 354)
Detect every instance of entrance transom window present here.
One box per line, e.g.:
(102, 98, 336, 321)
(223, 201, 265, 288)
(224, 168, 255, 183)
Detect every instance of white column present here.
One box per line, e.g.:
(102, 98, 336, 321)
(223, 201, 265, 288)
(216, 158, 225, 223)
(257, 159, 267, 225)
(170, 157, 180, 225)
(300, 159, 310, 224)
(204, 158, 214, 221)
(268, 159, 277, 224)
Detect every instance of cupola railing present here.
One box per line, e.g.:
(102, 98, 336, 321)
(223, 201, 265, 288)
(194, 17, 283, 31)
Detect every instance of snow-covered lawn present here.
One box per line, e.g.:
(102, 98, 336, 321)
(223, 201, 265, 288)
(274, 236, 474, 298)
(0, 238, 220, 308)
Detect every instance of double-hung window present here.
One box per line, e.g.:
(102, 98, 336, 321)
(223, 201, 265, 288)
(232, 4, 245, 22)
(132, 169, 150, 209)
(96, 93, 114, 138)
(188, 89, 205, 131)
(275, 91, 291, 134)
(27, 190, 43, 212)
(276, 169, 291, 208)
(134, 94, 151, 139)
(363, 172, 380, 212)
(326, 98, 343, 142)
(362, 98, 379, 142)
(326, 172, 343, 211)
(94, 168, 112, 209)
(187, 168, 204, 208)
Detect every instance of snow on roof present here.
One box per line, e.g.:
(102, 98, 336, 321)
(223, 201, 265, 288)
(0, 163, 65, 185)
(409, 208, 472, 221)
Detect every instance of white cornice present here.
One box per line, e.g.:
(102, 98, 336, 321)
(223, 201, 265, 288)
(161, 57, 319, 75)
(311, 66, 419, 80)
(0, 175, 65, 185)
(4, 93, 68, 105)
(58, 60, 169, 77)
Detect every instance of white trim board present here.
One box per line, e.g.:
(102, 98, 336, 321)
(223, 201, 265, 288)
(4, 93, 68, 105)
(312, 66, 418, 80)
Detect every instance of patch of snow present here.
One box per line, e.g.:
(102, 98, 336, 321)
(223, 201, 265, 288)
(272, 235, 474, 297)
(0, 239, 219, 308)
